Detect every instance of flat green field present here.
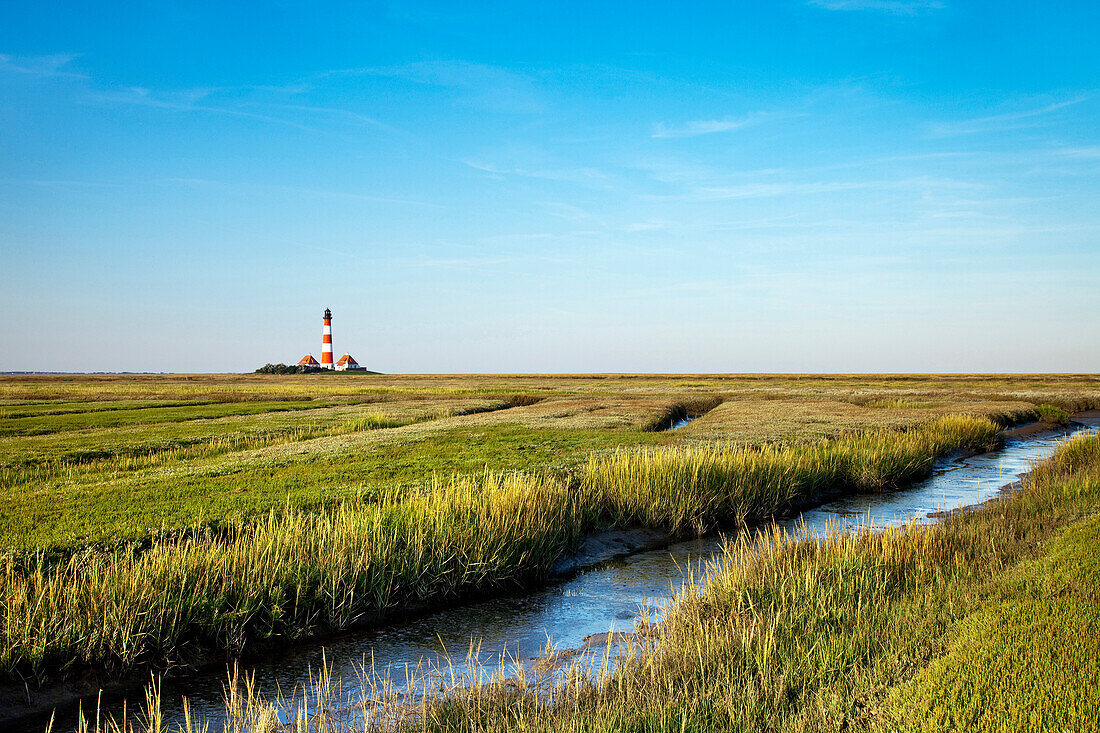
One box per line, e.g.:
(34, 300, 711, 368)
(2, 373, 1096, 552)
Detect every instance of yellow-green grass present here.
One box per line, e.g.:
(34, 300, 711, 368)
(5, 373, 1095, 555)
(51, 423, 1100, 733)
(585, 415, 1000, 532)
(0, 395, 515, 487)
(3, 372, 1098, 405)
(0, 400, 353, 437)
(2, 416, 1001, 684)
(407, 433, 1100, 733)
(4, 472, 581, 680)
(0, 375, 1096, 694)
(0, 424, 670, 552)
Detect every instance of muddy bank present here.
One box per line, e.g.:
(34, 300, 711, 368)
(550, 528, 673, 577)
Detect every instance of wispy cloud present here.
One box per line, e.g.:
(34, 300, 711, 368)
(661, 175, 980, 202)
(0, 178, 128, 192)
(162, 178, 444, 208)
(686, 180, 872, 201)
(460, 159, 610, 186)
(0, 52, 86, 78)
(262, 102, 403, 133)
(930, 96, 1090, 136)
(808, 0, 944, 13)
(90, 86, 321, 132)
(74, 74, 404, 136)
(327, 60, 547, 114)
(623, 219, 672, 232)
(651, 116, 759, 139)
(2, 52, 396, 136)
(415, 256, 514, 271)
(1054, 146, 1100, 160)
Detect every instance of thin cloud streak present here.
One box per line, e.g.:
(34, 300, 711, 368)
(8, 60, 403, 136)
(930, 96, 1091, 136)
(88, 87, 320, 132)
(162, 178, 445, 208)
(260, 103, 404, 134)
(416, 256, 513, 270)
(460, 159, 612, 187)
(1055, 146, 1100, 160)
(651, 117, 758, 139)
(0, 52, 86, 78)
(323, 60, 548, 114)
(659, 176, 981, 202)
(808, 0, 944, 14)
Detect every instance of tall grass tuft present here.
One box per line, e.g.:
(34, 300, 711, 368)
(585, 415, 1001, 532)
(340, 411, 405, 432)
(1035, 403, 1072, 426)
(2, 473, 582, 681)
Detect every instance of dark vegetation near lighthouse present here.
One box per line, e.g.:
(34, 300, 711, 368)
(254, 363, 323, 374)
(254, 363, 379, 374)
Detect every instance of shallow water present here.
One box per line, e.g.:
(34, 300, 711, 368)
(15, 417, 1098, 732)
(668, 415, 695, 429)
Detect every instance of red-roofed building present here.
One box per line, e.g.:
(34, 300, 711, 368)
(297, 354, 319, 367)
(335, 353, 362, 371)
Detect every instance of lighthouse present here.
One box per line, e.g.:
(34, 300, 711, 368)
(320, 308, 334, 370)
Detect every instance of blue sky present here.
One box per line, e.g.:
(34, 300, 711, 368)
(1, 1, 1097, 373)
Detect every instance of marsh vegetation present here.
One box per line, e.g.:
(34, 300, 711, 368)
(0, 373, 1097, 730)
(34, 424, 1100, 733)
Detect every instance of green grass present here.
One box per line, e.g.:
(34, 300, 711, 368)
(0, 395, 521, 510)
(0, 399, 213, 419)
(0, 400, 345, 437)
(404, 433, 1100, 733)
(895, 594, 1099, 731)
(889, 443, 1100, 732)
(52, 428, 1100, 733)
(0, 373, 1097, 722)
(0, 424, 669, 551)
(1035, 403, 1072, 425)
(0, 416, 1001, 684)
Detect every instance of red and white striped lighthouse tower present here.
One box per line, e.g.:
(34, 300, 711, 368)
(320, 308, 334, 370)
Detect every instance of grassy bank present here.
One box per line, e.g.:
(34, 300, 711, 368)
(3, 417, 1001, 685)
(585, 414, 998, 532)
(411, 433, 1100, 732)
(41, 419, 1100, 733)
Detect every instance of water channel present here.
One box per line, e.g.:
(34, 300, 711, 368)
(14, 416, 1098, 732)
